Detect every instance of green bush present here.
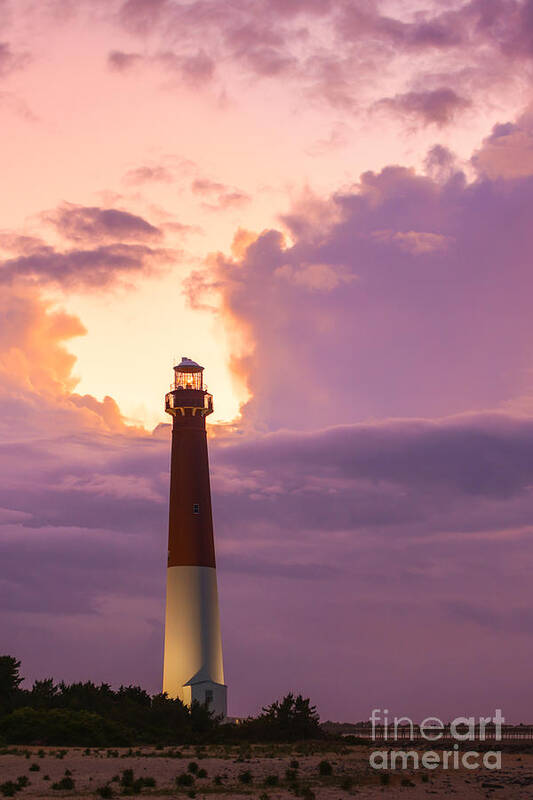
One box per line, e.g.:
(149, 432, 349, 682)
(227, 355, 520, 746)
(29, 763, 40, 772)
(187, 762, 198, 774)
(238, 770, 253, 784)
(264, 775, 279, 786)
(318, 760, 332, 776)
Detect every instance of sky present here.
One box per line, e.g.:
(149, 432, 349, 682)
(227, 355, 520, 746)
(2, 0, 533, 723)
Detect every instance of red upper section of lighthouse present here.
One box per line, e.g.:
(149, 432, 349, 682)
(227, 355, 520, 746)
(165, 358, 216, 569)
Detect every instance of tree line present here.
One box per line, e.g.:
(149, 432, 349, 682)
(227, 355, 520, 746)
(0, 656, 321, 745)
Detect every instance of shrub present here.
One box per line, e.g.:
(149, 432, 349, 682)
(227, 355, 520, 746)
(341, 776, 354, 791)
(240, 694, 321, 742)
(290, 760, 299, 769)
(96, 786, 114, 798)
(197, 769, 207, 779)
(29, 764, 40, 772)
(400, 778, 415, 787)
(176, 773, 194, 787)
(238, 770, 253, 784)
(120, 770, 134, 788)
(318, 760, 332, 776)
(1, 708, 131, 747)
(213, 775, 223, 785)
(264, 775, 279, 787)
(15, 778, 29, 789)
(0, 783, 18, 798)
(187, 762, 198, 774)
(51, 776, 75, 790)
(285, 769, 298, 782)
(301, 787, 315, 800)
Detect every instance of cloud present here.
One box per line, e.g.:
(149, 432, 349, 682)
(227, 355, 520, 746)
(107, 50, 142, 71)
(188, 114, 533, 433)
(0, 41, 29, 77)
(0, 242, 172, 289)
(274, 262, 356, 290)
(472, 109, 533, 177)
(105, 0, 533, 122)
(376, 87, 471, 126)
(191, 178, 251, 211)
(370, 229, 450, 254)
(156, 49, 216, 86)
(123, 164, 175, 185)
(46, 204, 162, 243)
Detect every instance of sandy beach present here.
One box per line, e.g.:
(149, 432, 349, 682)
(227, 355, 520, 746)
(1, 743, 533, 799)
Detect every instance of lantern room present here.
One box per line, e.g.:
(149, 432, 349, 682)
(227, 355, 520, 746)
(165, 357, 213, 417)
(173, 357, 204, 391)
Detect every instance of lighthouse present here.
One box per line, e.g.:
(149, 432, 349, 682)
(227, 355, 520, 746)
(162, 357, 227, 717)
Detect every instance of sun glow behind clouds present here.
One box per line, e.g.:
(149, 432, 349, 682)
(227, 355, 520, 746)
(65, 275, 243, 430)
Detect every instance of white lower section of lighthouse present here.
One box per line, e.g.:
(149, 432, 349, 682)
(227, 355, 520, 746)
(162, 565, 227, 717)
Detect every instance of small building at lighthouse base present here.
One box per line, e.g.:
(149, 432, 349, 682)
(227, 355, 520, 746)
(182, 679, 227, 718)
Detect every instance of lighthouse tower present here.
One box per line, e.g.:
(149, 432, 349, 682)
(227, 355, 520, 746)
(162, 357, 227, 717)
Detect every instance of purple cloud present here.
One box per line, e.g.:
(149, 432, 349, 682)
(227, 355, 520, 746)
(376, 87, 471, 126)
(107, 50, 143, 71)
(0, 243, 172, 289)
(46, 204, 162, 243)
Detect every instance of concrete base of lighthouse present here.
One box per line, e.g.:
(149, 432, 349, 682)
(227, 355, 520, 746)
(163, 565, 226, 718)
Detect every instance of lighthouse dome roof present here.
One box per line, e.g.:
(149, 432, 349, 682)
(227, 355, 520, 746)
(175, 356, 204, 372)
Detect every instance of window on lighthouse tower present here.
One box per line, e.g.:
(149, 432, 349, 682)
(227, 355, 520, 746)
(193, 504, 200, 514)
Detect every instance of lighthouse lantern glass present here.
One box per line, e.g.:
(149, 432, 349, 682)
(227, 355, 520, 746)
(174, 367, 204, 391)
